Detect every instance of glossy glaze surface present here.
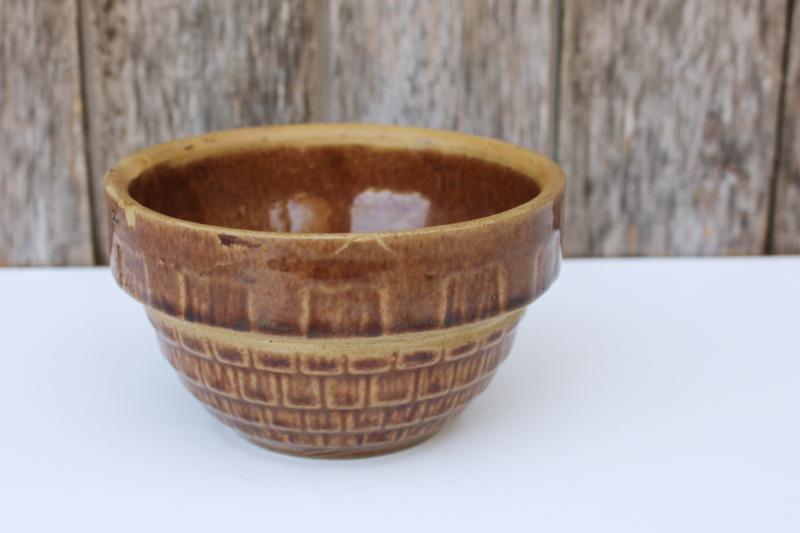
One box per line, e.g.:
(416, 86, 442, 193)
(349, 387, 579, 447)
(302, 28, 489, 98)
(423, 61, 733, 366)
(129, 147, 540, 233)
(105, 124, 565, 457)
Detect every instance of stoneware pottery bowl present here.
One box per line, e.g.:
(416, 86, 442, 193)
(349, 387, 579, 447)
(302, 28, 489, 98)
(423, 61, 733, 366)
(105, 124, 565, 458)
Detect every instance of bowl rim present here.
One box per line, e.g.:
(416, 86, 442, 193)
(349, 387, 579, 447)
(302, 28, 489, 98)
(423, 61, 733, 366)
(104, 123, 565, 241)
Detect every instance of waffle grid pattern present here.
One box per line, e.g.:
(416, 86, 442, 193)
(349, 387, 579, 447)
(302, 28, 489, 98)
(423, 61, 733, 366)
(151, 317, 516, 452)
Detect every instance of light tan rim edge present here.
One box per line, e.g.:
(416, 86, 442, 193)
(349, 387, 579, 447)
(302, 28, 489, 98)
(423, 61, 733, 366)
(105, 123, 566, 241)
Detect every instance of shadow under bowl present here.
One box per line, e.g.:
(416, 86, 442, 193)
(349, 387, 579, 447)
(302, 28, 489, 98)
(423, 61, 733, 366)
(105, 124, 565, 458)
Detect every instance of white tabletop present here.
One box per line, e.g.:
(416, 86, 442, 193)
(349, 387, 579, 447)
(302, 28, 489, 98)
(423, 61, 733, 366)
(1, 258, 798, 532)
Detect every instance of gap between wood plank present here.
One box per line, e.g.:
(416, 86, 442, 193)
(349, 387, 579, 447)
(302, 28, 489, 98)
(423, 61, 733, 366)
(766, 0, 796, 254)
(310, 0, 331, 122)
(549, 0, 564, 161)
(318, 0, 331, 122)
(76, 0, 102, 264)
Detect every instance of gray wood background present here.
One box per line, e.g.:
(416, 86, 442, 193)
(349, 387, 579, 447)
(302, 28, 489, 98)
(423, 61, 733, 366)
(1, 0, 797, 266)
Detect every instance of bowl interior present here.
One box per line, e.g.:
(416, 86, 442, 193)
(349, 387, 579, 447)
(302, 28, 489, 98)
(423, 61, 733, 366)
(128, 145, 540, 234)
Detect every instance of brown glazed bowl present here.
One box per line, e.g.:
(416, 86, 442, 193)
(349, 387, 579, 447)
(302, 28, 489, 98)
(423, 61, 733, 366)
(105, 124, 565, 458)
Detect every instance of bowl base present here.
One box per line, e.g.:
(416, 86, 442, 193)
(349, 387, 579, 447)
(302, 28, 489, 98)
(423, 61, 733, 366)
(241, 431, 440, 459)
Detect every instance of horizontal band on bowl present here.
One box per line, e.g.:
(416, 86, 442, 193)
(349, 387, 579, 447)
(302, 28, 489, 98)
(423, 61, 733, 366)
(147, 306, 523, 359)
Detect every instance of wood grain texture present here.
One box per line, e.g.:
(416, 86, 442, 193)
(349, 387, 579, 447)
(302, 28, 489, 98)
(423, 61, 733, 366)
(3, 0, 796, 265)
(772, 0, 800, 253)
(328, 0, 555, 151)
(559, 0, 787, 256)
(0, 0, 93, 266)
(81, 0, 324, 261)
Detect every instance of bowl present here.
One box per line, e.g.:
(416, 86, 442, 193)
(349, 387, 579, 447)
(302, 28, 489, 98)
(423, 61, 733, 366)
(105, 124, 565, 458)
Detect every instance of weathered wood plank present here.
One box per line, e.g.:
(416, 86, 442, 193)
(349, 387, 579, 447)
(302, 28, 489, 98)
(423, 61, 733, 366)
(559, 0, 786, 256)
(0, 0, 94, 266)
(771, 0, 799, 254)
(328, 0, 555, 151)
(82, 0, 324, 262)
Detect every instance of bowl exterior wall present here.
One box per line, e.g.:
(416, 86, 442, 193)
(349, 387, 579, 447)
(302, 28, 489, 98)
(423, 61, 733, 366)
(148, 307, 522, 457)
